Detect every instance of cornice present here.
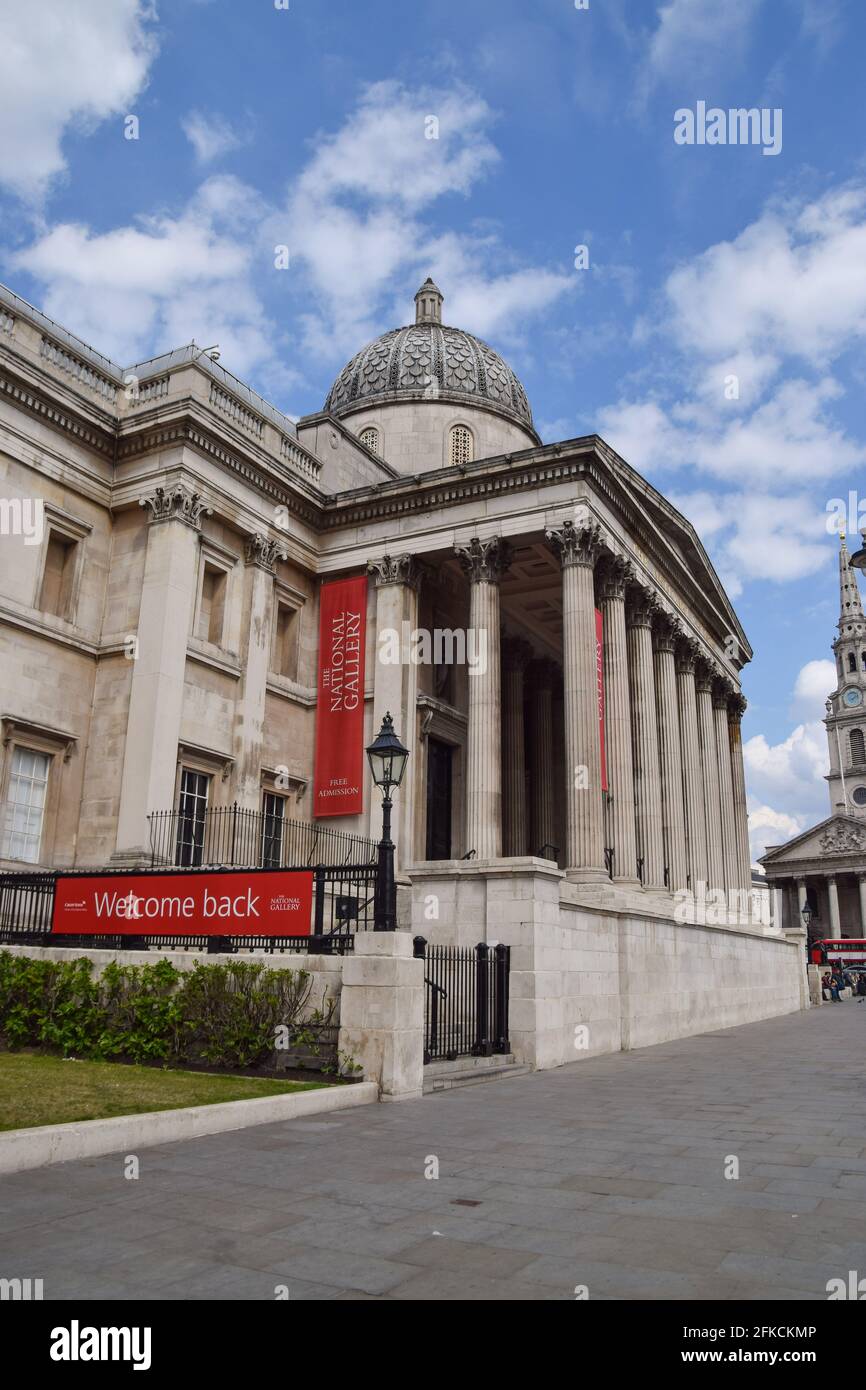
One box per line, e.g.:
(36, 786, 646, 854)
(0, 363, 116, 457)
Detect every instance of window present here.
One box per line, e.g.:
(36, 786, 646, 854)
(196, 564, 227, 645)
(175, 769, 210, 866)
(862, 651, 866, 671)
(849, 653, 857, 673)
(851, 729, 866, 765)
(261, 792, 285, 868)
(853, 786, 866, 807)
(449, 424, 473, 467)
(359, 426, 379, 456)
(2, 747, 50, 863)
(38, 532, 77, 619)
(273, 602, 299, 680)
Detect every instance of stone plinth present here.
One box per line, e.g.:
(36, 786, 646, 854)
(339, 932, 424, 1102)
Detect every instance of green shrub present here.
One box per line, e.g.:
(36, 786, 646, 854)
(0, 951, 328, 1072)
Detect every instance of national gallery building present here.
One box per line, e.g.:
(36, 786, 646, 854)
(0, 278, 808, 1064)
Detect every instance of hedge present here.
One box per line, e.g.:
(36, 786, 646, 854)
(0, 952, 337, 1071)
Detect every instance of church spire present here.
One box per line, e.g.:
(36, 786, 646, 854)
(838, 531, 866, 634)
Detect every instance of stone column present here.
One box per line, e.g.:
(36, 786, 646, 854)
(727, 694, 752, 894)
(676, 640, 708, 893)
(653, 613, 688, 893)
(501, 635, 532, 857)
(233, 536, 285, 809)
(367, 554, 423, 867)
(113, 485, 212, 864)
(454, 537, 510, 860)
(827, 876, 841, 939)
(796, 877, 808, 929)
(859, 875, 866, 933)
(713, 680, 739, 899)
(546, 519, 607, 881)
(696, 661, 725, 895)
(597, 557, 639, 884)
(625, 586, 665, 889)
(527, 658, 557, 859)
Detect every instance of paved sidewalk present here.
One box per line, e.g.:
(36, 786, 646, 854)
(2, 1002, 866, 1301)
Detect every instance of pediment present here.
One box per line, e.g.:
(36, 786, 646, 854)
(761, 814, 866, 867)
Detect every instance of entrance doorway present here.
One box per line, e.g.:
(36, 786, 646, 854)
(425, 738, 453, 859)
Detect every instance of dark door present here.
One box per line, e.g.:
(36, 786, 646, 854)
(426, 738, 453, 860)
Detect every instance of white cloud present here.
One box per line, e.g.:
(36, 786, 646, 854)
(744, 720, 828, 825)
(791, 659, 837, 720)
(279, 81, 573, 358)
(638, 0, 762, 101)
(748, 802, 807, 862)
(743, 653, 836, 857)
(598, 183, 866, 590)
(0, 0, 158, 199)
(182, 110, 244, 165)
(665, 186, 866, 367)
(11, 177, 284, 381)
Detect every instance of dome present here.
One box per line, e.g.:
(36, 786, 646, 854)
(323, 279, 535, 433)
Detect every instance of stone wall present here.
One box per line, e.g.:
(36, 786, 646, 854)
(410, 860, 808, 1071)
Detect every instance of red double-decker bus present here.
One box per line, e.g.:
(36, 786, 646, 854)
(810, 938, 866, 965)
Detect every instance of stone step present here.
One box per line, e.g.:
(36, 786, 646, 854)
(423, 1055, 530, 1094)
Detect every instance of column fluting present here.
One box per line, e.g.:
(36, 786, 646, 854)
(652, 613, 689, 893)
(455, 536, 510, 860)
(675, 639, 708, 892)
(626, 586, 665, 889)
(713, 680, 739, 901)
(597, 556, 638, 883)
(727, 693, 753, 895)
(696, 660, 725, 894)
(546, 519, 607, 879)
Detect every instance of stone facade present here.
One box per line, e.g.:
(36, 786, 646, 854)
(0, 275, 805, 1068)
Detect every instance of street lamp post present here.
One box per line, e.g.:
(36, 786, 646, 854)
(366, 713, 410, 932)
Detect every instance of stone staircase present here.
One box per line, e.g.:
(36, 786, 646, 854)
(422, 1053, 530, 1095)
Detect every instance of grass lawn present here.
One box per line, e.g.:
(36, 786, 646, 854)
(0, 1052, 326, 1132)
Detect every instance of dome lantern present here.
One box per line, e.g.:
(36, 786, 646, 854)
(414, 277, 444, 325)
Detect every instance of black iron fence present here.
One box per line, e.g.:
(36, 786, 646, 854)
(413, 937, 510, 1064)
(147, 804, 378, 870)
(0, 862, 378, 954)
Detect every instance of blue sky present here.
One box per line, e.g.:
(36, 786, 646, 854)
(1, 0, 864, 856)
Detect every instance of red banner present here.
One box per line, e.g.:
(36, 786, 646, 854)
(51, 870, 314, 937)
(314, 575, 367, 817)
(595, 607, 608, 792)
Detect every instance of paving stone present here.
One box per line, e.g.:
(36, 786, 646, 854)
(5, 1003, 866, 1300)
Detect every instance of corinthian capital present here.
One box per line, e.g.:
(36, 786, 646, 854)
(597, 554, 635, 604)
(244, 534, 287, 571)
(367, 553, 424, 590)
(625, 584, 661, 630)
(545, 518, 605, 569)
(454, 535, 512, 583)
(728, 692, 748, 723)
(652, 610, 682, 655)
(140, 484, 212, 530)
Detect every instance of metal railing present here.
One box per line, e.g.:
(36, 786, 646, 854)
(413, 937, 510, 1064)
(147, 805, 378, 870)
(0, 861, 378, 954)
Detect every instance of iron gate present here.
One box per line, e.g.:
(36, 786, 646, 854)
(413, 937, 510, 1064)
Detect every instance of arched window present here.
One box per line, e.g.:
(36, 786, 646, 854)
(862, 650, 866, 670)
(359, 426, 379, 456)
(849, 652, 857, 672)
(448, 424, 473, 467)
(850, 728, 866, 765)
